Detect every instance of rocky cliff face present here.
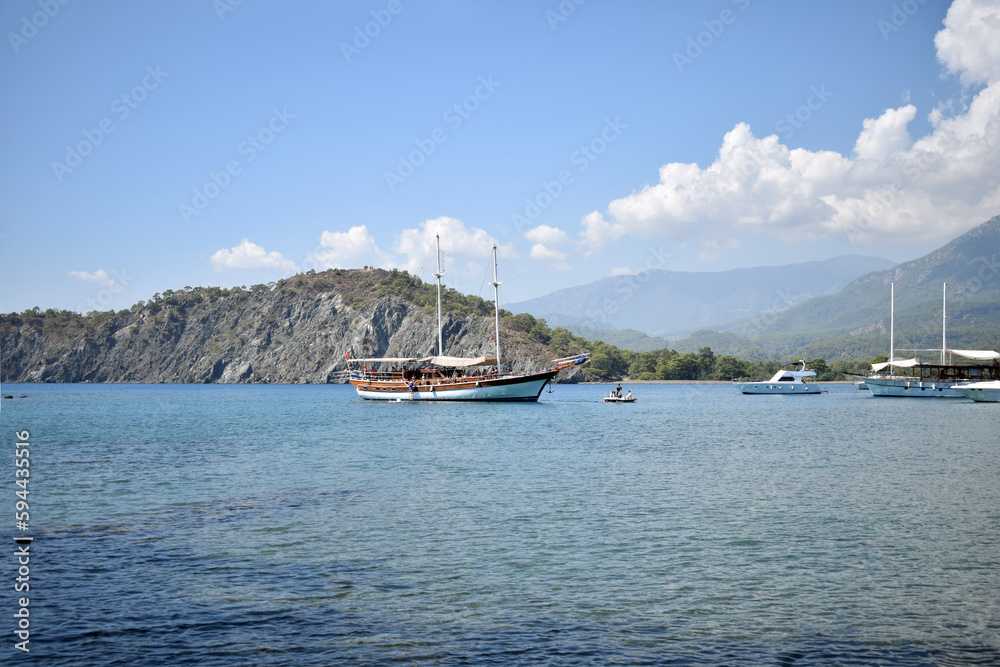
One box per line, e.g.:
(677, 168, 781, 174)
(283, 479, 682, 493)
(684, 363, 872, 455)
(1, 274, 579, 384)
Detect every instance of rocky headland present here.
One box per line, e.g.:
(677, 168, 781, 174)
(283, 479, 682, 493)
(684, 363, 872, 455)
(1, 269, 589, 384)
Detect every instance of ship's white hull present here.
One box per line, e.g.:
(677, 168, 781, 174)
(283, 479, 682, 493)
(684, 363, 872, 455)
(951, 381, 1000, 402)
(864, 377, 963, 397)
(352, 372, 555, 402)
(739, 382, 821, 394)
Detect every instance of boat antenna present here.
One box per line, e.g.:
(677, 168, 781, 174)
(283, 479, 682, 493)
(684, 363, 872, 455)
(490, 244, 502, 369)
(433, 234, 444, 357)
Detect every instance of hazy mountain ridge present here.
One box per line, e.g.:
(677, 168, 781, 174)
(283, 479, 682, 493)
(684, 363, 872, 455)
(509, 255, 896, 336)
(718, 215, 1000, 346)
(544, 216, 1000, 360)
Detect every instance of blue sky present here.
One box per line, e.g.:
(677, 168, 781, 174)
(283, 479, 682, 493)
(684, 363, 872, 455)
(3, 0, 998, 314)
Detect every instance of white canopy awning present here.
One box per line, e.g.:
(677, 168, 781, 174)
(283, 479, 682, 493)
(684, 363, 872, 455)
(418, 355, 506, 367)
(348, 356, 505, 366)
(871, 358, 920, 371)
(948, 349, 1000, 361)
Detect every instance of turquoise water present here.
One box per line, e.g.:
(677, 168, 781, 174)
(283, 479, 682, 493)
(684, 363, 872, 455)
(2, 382, 999, 665)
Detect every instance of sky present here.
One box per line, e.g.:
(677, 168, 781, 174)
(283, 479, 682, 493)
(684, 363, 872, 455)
(3, 0, 999, 314)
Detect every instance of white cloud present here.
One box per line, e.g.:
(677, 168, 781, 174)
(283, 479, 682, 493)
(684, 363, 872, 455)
(395, 216, 511, 275)
(210, 239, 298, 273)
(525, 224, 567, 247)
(528, 243, 565, 262)
(934, 0, 1000, 86)
(525, 224, 571, 269)
(308, 225, 392, 270)
(698, 237, 741, 261)
(853, 105, 916, 161)
(304, 218, 513, 277)
(581, 210, 626, 251)
(68, 269, 120, 289)
(529, 243, 570, 270)
(580, 0, 1000, 251)
(610, 266, 634, 276)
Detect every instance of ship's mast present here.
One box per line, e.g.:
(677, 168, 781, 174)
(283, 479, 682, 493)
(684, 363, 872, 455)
(890, 282, 894, 365)
(942, 282, 947, 364)
(433, 234, 444, 356)
(490, 244, 502, 369)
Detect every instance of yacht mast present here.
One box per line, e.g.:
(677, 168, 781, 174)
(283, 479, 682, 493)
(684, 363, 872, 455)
(942, 282, 947, 364)
(890, 282, 894, 364)
(490, 244, 502, 368)
(433, 234, 444, 356)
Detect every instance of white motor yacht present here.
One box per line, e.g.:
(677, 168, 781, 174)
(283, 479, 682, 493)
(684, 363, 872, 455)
(738, 361, 823, 395)
(950, 380, 1000, 403)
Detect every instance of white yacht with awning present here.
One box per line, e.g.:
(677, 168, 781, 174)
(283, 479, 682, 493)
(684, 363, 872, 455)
(856, 283, 1000, 397)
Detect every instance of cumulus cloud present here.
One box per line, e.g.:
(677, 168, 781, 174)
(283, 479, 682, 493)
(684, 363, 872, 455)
(525, 224, 571, 269)
(308, 225, 392, 270)
(525, 224, 567, 246)
(395, 216, 511, 275)
(580, 0, 1000, 252)
(853, 105, 916, 161)
(581, 210, 626, 250)
(68, 269, 120, 289)
(529, 243, 570, 268)
(210, 239, 298, 273)
(934, 0, 1000, 86)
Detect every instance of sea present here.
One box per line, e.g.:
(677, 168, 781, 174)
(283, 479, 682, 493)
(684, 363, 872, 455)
(2, 382, 998, 665)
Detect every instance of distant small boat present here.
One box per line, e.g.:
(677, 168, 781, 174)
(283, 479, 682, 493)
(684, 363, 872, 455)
(950, 380, 1000, 403)
(738, 360, 823, 395)
(603, 393, 636, 403)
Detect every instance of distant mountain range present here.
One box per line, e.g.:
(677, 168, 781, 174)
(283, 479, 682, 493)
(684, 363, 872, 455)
(714, 214, 1000, 359)
(509, 255, 896, 337)
(547, 215, 1000, 361)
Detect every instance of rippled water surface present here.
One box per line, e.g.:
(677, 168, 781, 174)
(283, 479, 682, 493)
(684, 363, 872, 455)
(3, 382, 999, 665)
